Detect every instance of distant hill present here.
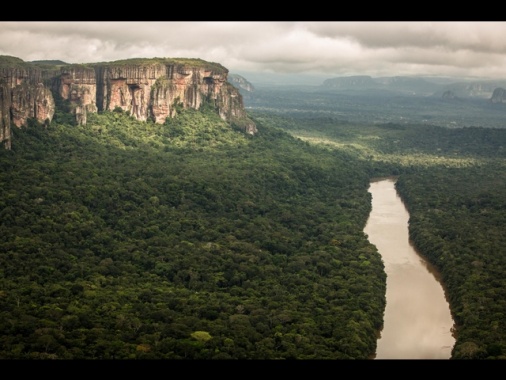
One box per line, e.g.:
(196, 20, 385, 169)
(322, 75, 506, 99)
(490, 87, 506, 103)
(435, 81, 506, 99)
(322, 75, 444, 95)
(229, 73, 255, 93)
(322, 75, 378, 89)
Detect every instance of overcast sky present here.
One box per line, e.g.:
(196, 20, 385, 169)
(1, 21, 506, 80)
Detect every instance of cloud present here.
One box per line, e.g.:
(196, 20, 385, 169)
(1, 21, 506, 79)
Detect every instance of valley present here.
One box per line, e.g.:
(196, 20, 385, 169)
(1, 65, 506, 359)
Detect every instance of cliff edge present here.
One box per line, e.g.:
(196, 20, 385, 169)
(0, 56, 257, 149)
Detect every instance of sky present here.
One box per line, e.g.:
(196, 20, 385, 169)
(1, 21, 506, 81)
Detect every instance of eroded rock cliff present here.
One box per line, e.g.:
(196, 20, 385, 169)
(0, 57, 57, 149)
(0, 56, 257, 149)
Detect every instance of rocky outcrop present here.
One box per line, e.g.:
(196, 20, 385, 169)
(0, 56, 57, 149)
(490, 88, 506, 104)
(0, 84, 11, 149)
(0, 56, 257, 149)
(228, 74, 255, 93)
(52, 65, 97, 126)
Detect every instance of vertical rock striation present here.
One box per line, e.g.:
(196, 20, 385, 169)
(0, 57, 57, 149)
(0, 56, 257, 149)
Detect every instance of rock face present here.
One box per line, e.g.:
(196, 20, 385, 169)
(0, 56, 257, 149)
(490, 88, 506, 104)
(0, 57, 57, 149)
(228, 74, 255, 93)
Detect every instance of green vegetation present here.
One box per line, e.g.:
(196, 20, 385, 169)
(3, 80, 506, 360)
(0, 55, 227, 73)
(93, 57, 227, 72)
(30, 60, 69, 68)
(0, 107, 385, 359)
(0, 55, 29, 68)
(396, 164, 506, 359)
(250, 107, 506, 359)
(243, 85, 506, 128)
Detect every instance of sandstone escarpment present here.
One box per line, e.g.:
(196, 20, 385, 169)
(0, 56, 257, 149)
(60, 58, 256, 134)
(0, 57, 57, 149)
(10, 83, 55, 128)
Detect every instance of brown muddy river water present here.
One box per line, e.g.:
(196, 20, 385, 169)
(364, 177, 456, 359)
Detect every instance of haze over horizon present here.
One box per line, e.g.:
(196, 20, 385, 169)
(1, 21, 506, 83)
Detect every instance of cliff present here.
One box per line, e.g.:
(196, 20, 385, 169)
(0, 56, 257, 149)
(490, 88, 506, 104)
(0, 56, 58, 149)
(228, 74, 255, 93)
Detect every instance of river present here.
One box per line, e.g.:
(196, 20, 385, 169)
(364, 177, 456, 359)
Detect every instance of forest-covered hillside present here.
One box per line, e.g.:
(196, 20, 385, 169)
(2, 92, 506, 359)
(0, 107, 386, 359)
(249, 109, 506, 359)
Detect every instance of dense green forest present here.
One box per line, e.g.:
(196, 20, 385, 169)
(242, 84, 506, 128)
(2, 85, 506, 359)
(0, 107, 386, 359)
(249, 109, 506, 359)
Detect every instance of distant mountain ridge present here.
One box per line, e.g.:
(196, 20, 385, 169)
(322, 75, 506, 99)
